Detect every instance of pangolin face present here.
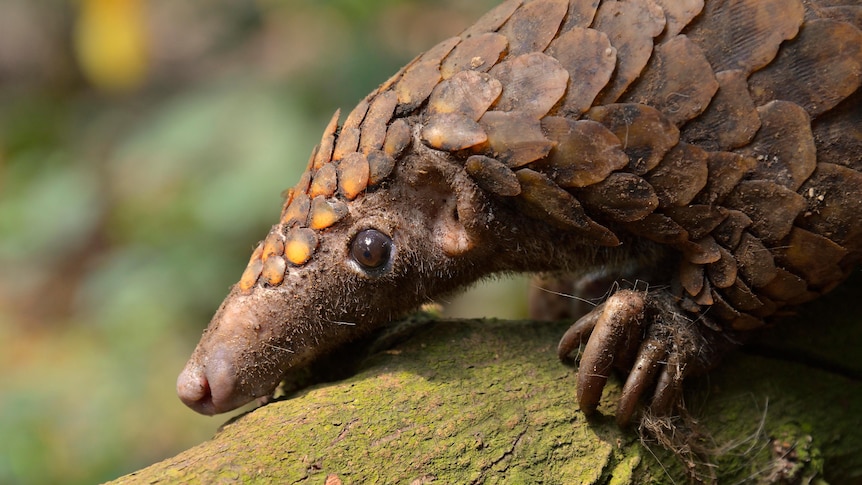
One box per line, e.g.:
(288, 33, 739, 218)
(176, 122, 500, 414)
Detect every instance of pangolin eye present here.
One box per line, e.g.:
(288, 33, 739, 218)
(350, 229, 392, 271)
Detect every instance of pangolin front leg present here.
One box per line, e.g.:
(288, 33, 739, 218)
(558, 289, 736, 426)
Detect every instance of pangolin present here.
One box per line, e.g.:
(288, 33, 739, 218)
(177, 0, 862, 427)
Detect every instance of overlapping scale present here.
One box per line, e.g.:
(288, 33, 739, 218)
(560, 0, 600, 31)
(427, 70, 503, 121)
(395, 37, 460, 114)
(685, 0, 804, 74)
(538, 117, 628, 188)
(643, 143, 709, 208)
(487, 52, 569, 118)
(652, 0, 703, 37)
(360, 91, 398, 154)
(479, 111, 555, 167)
(465, 155, 522, 197)
(585, 103, 680, 175)
(440, 33, 508, 79)
(515, 168, 619, 246)
(591, 0, 666, 104)
(748, 19, 862, 117)
(681, 70, 761, 152)
(737, 101, 816, 191)
(421, 113, 488, 151)
(545, 28, 616, 116)
(498, 0, 569, 56)
(621, 35, 718, 126)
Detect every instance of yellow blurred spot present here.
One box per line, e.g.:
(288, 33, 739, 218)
(74, 0, 148, 93)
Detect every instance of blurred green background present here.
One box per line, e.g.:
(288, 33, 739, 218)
(0, 0, 531, 483)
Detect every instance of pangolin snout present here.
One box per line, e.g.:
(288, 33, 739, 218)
(177, 290, 273, 415)
(176, 362, 216, 415)
(177, 347, 251, 415)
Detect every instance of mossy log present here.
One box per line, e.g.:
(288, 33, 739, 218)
(114, 284, 862, 484)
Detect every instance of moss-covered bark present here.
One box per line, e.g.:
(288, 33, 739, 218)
(113, 287, 862, 484)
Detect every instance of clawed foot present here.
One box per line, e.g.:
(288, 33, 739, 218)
(558, 289, 736, 427)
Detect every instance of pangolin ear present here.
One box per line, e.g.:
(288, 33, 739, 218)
(404, 157, 487, 257)
(435, 181, 475, 257)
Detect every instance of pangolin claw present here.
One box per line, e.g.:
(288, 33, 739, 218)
(559, 289, 733, 426)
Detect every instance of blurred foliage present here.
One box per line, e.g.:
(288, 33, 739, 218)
(0, 0, 521, 484)
(75, 0, 148, 92)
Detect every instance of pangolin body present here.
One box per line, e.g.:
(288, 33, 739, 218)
(177, 0, 862, 425)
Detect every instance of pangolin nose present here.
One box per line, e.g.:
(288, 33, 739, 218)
(176, 364, 217, 416)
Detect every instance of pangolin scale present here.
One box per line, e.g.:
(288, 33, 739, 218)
(177, 0, 862, 427)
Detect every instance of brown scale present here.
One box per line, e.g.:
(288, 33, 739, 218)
(191, 0, 862, 430)
(682, 70, 761, 152)
(733, 232, 778, 288)
(748, 19, 862, 116)
(464, 155, 522, 197)
(723, 180, 806, 245)
(797, 163, 862, 251)
(736, 101, 816, 191)
(427, 70, 502, 121)
(711, 210, 752, 249)
(308, 196, 348, 231)
(514, 168, 619, 245)
(591, 0, 666, 104)
(545, 27, 616, 116)
(395, 37, 460, 114)
(360, 91, 399, 154)
(584, 103, 680, 175)
(381, 119, 412, 160)
(308, 163, 337, 199)
(684, 0, 805, 74)
(313, 110, 340, 170)
(281, 192, 310, 228)
(478, 111, 555, 167)
(652, 0, 703, 38)
(284, 227, 317, 266)
(337, 153, 370, 200)
(620, 35, 719, 126)
(498, 0, 568, 55)
(694, 152, 757, 205)
(643, 143, 709, 208)
(664, 205, 728, 241)
(681, 235, 722, 265)
(560, 0, 599, 31)
(537, 117, 629, 188)
(421, 113, 487, 152)
(440, 33, 508, 79)
(813, 91, 862, 171)
(487, 52, 569, 117)
(460, 0, 523, 39)
(367, 150, 396, 186)
(576, 173, 658, 223)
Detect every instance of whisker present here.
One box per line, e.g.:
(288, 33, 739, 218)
(263, 343, 294, 354)
(322, 316, 357, 326)
(531, 284, 599, 307)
